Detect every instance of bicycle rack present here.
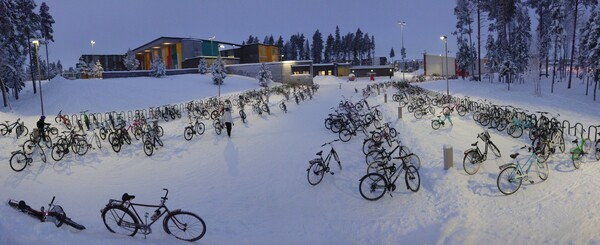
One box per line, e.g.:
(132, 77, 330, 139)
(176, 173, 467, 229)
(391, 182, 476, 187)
(562, 120, 572, 137)
(573, 122, 584, 137)
(588, 125, 598, 142)
(127, 110, 134, 121)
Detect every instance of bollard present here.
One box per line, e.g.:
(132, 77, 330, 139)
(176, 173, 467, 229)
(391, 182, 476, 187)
(443, 145, 453, 170)
(384, 94, 388, 103)
(339, 83, 341, 89)
(398, 107, 402, 119)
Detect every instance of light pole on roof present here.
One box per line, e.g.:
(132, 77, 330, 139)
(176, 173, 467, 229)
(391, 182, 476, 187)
(440, 35, 449, 97)
(398, 21, 406, 81)
(32, 40, 44, 116)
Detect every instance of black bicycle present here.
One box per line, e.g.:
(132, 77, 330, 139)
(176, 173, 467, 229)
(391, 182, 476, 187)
(100, 188, 206, 242)
(462, 130, 501, 175)
(0, 118, 29, 138)
(8, 196, 86, 230)
(183, 115, 206, 141)
(359, 153, 421, 201)
(306, 139, 342, 185)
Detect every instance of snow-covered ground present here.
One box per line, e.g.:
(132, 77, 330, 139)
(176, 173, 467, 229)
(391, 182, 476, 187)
(0, 72, 599, 244)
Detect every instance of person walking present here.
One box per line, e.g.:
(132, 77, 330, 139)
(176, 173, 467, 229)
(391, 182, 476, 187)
(222, 104, 234, 137)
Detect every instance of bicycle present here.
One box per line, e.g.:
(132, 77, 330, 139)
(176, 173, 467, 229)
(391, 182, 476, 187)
(143, 129, 163, 157)
(431, 113, 453, 130)
(570, 127, 593, 169)
(8, 196, 86, 230)
(10, 144, 46, 172)
(55, 110, 73, 130)
(497, 145, 549, 195)
(100, 188, 206, 242)
(442, 102, 467, 117)
(0, 118, 29, 138)
(359, 153, 421, 201)
(279, 100, 287, 113)
(183, 115, 206, 141)
(213, 118, 224, 135)
(306, 139, 342, 186)
(462, 131, 501, 175)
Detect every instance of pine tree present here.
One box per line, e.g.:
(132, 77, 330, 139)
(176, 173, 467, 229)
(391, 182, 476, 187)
(39, 2, 54, 81)
(256, 63, 272, 87)
(15, 0, 41, 94)
(581, 7, 600, 100)
(76, 57, 89, 77)
(324, 34, 334, 63)
(0, 0, 25, 104)
(549, 0, 565, 93)
(210, 57, 226, 85)
(56, 60, 62, 75)
(149, 55, 166, 78)
(334, 26, 341, 61)
(123, 48, 140, 71)
(92, 59, 103, 78)
(304, 40, 311, 60)
(390, 48, 395, 62)
(311, 29, 323, 63)
(276, 36, 285, 60)
(197, 58, 208, 74)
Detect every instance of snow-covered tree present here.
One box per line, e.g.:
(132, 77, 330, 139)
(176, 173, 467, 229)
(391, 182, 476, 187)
(311, 30, 323, 63)
(454, 0, 477, 79)
(91, 59, 103, 78)
(197, 58, 208, 74)
(256, 63, 272, 87)
(39, 2, 54, 82)
(549, 0, 565, 93)
(149, 54, 166, 78)
(210, 57, 226, 85)
(324, 34, 334, 63)
(123, 48, 139, 71)
(581, 7, 600, 100)
(15, 0, 41, 94)
(76, 57, 89, 77)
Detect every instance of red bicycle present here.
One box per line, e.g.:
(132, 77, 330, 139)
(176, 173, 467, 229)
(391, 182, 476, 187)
(8, 196, 86, 230)
(55, 110, 73, 130)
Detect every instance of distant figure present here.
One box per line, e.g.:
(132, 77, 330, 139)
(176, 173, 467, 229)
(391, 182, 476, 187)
(36, 115, 50, 141)
(221, 104, 234, 137)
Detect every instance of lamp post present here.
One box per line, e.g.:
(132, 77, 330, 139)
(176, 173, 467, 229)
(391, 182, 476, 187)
(32, 40, 44, 116)
(398, 21, 406, 81)
(91, 40, 95, 60)
(440, 35, 449, 97)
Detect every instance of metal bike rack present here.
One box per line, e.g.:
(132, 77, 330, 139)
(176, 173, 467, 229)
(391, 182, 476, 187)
(588, 125, 598, 142)
(562, 120, 572, 137)
(573, 122, 584, 137)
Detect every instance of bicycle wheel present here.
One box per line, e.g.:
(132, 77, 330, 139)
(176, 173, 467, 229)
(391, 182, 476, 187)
(389, 128, 398, 138)
(431, 120, 440, 130)
(371, 131, 383, 143)
(307, 161, 325, 186)
(144, 140, 154, 156)
(43, 135, 52, 148)
(359, 173, 387, 201)
(488, 142, 501, 158)
(10, 151, 28, 172)
(324, 118, 333, 130)
(414, 110, 423, 119)
(537, 160, 549, 181)
(215, 124, 222, 135)
(111, 139, 122, 153)
(508, 125, 523, 138)
(462, 151, 481, 175)
(338, 129, 352, 142)
(101, 205, 139, 236)
(39, 147, 46, 163)
(571, 148, 583, 169)
(497, 166, 522, 195)
(184, 127, 194, 141)
(195, 122, 205, 135)
(457, 105, 467, 116)
(496, 119, 508, 132)
(365, 150, 384, 165)
(51, 144, 66, 162)
(594, 140, 600, 161)
(63, 217, 86, 230)
(0, 123, 7, 135)
(362, 139, 377, 155)
(74, 137, 89, 156)
(406, 154, 421, 170)
(99, 128, 107, 140)
(22, 139, 36, 155)
(162, 211, 206, 242)
(94, 135, 102, 149)
(17, 125, 28, 138)
(405, 165, 420, 192)
(156, 126, 164, 137)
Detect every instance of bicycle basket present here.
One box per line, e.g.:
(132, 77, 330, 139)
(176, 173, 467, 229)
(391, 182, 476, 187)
(478, 131, 490, 142)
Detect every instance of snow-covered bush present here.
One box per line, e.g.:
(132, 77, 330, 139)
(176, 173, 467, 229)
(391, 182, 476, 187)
(256, 63, 272, 87)
(210, 57, 226, 85)
(123, 48, 140, 71)
(150, 55, 166, 78)
(91, 60, 104, 78)
(198, 58, 208, 74)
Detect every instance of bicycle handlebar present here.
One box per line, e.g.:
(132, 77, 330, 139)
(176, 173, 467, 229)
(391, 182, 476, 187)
(162, 188, 169, 200)
(321, 139, 340, 147)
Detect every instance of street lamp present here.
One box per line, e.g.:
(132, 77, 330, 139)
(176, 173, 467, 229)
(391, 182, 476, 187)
(398, 21, 406, 81)
(440, 35, 449, 97)
(32, 40, 44, 116)
(91, 40, 95, 60)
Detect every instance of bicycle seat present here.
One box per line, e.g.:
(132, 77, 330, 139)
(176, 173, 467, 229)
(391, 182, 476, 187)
(122, 193, 135, 202)
(509, 153, 519, 159)
(572, 140, 578, 144)
(471, 142, 478, 146)
(316, 150, 323, 156)
(18, 200, 31, 210)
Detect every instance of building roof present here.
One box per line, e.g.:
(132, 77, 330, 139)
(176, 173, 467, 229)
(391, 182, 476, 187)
(131, 36, 242, 55)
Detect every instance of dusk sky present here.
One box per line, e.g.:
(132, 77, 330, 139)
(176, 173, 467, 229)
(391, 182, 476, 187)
(39, 0, 460, 68)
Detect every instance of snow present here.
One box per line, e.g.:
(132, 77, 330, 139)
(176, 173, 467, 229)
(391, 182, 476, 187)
(1, 72, 599, 244)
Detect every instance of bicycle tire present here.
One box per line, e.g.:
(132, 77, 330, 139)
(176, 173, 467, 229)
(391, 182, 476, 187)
(43, 135, 52, 148)
(406, 154, 421, 171)
(99, 128, 107, 140)
(144, 140, 154, 156)
(74, 137, 89, 156)
(371, 131, 383, 143)
(457, 105, 467, 116)
(414, 110, 423, 119)
(49, 205, 65, 227)
(22, 139, 36, 155)
(362, 139, 377, 155)
(489, 142, 501, 158)
(101, 205, 139, 237)
(431, 120, 440, 130)
(40, 147, 46, 163)
(111, 139, 122, 153)
(162, 210, 206, 242)
(17, 125, 28, 138)
(51, 144, 66, 162)
(63, 217, 86, 230)
(405, 165, 420, 192)
(10, 151, 28, 172)
(571, 148, 582, 169)
(359, 173, 387, 201)
(94, 135, 102, 149)
(508, 124, 523, 138)
(497, 166, 522, 195)
(594, 140, 600, 161)
(389, 128, 398, 138)
(338, 129, 352, 142)
(184, 127, 194, 141)
(307, 161, 325, 185)
(537, 160, 549, 181)
(463, 151, 481, 175)
(196, 122, 205, 135)
(365, 150, 384, 165)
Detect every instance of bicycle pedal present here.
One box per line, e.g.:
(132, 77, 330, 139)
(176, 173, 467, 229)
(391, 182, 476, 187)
(330, 172, 334, 175)
(529, 180, 534, 184)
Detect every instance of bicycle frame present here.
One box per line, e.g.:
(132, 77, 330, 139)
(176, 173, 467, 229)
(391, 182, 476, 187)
(500, 151, 539, 181)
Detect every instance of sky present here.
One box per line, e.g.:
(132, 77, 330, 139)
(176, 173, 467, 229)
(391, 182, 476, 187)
(38, 0, 459, 68)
